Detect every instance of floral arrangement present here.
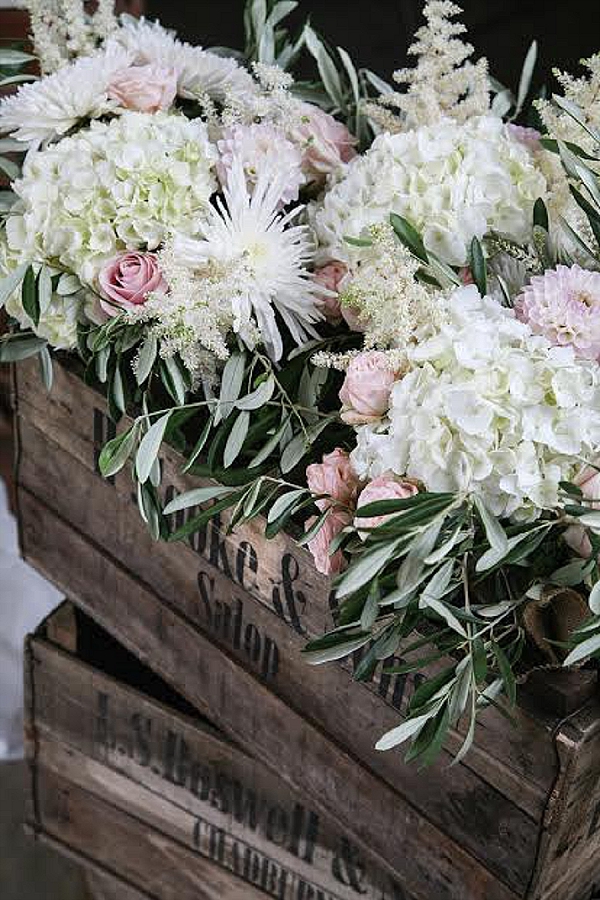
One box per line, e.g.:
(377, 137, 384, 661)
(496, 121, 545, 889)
(3, 0, 600, 766)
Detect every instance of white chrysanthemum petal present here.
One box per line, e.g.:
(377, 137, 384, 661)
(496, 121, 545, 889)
(0, 47, 132, 146)
(154, 161, 321, 369)
(110, 18, 257, 104)
(350, 285, 600, 517)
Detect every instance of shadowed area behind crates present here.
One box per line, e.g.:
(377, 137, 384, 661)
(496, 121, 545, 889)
(0, 759, 88, 900)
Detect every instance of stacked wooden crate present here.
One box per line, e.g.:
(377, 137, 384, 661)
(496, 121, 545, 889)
(14, 355, 600, 900)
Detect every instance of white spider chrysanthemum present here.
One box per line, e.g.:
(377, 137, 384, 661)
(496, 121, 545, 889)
(110, 18, 257, 105)
(312, 115, 548, 267)
(152, 161, 321, 366)
(0, 46, 131, 146)
(351, 286, 600, 518)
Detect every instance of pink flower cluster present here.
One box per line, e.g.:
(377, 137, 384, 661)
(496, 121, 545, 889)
(339, 351, 396, 425)
(304, 447, 416, 576)
(312, 261, 365, 331)
(291, 104, 357, 181)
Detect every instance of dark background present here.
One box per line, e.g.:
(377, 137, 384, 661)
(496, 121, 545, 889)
(147, 0, 600, 97)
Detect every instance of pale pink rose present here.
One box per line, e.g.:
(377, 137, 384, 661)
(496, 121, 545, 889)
(99, 251, 167, 317)
(291, 103, 357, 180)
(339, 351, 396, 425)
(562, 466, 600, 558)
(459, 266, 475, 286)
(306, 511, 350, 576)
(306, 448, 360, 513)
(576, 466, 600, 507)
(107, 65, 178, 113)
(507, 124, 541, 152)
(313, 261, 348, 324)
(564, 525, 593, 559)
(355, 474, 418, 533)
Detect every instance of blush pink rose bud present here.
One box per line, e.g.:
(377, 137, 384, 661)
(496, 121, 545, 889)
(313, 261, 348, 324)
(306, 511, 350, 576)
(459, 266, 475, 286)
(339, 351, 396, 425)
(507, 124, 541, 152)
(564, 525, 593, 560)
(563, 465, 600, 559)
(355, 474, 418, 533)
(306, 448, 360, 514)
(292, 103, 357, 180)
(99, 251, 167, 317)
(107, 65, 178, 113)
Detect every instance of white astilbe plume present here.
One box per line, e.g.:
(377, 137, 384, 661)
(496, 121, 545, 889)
(93, 0, 118, 42)
(369, 1, 489, 131)
(24, 0, 118, 73)
(537, 54, 600, 157)
(25, 0, 65, 73)
(340, 224, 445, 351)
(0, 46, 131, 145)
(136, 162, 321, 375)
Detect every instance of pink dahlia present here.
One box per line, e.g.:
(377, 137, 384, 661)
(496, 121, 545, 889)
(515, 265, 600, 360)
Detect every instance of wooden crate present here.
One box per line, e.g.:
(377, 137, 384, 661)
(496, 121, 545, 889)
(13, 355, 600, 900)
(26, 603, 407, 900)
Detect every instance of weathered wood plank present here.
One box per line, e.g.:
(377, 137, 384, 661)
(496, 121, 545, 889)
(85, 869, 152, 900)
(525, 701, 600, 898)
(32, 768, 280, 900)
(28, 629, 408, 900)
(16, 415, 541, 893)
(17, 487, 520, 900)
(12, 355, 566, 818)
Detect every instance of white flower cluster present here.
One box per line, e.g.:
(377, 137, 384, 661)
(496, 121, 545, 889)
(134, 162, 320, 376)
(0, 238, 81, 349)
(312, 115, 548, 267)
(351, 286, 600, 518)
(24, 0, 117, 73)
(0, 17, 257, 148)
(7, 111, 217, 286)
(537, 54, 600, 158)
(110, 17, 257, 106)
(0, 46, 130, 146)
(339, 223, 444, 349)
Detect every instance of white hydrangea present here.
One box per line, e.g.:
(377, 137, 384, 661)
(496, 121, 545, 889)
(0, 45, 131, 146)
(8, 111, 217, 286)
(312, 116, 548, 267)
(0, 238, 80, 349)
(350, 286, 600, 518)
